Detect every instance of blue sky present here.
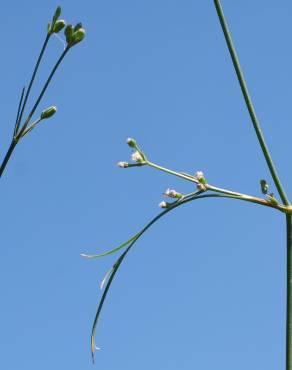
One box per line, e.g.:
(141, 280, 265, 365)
(1, 0, 292, 369)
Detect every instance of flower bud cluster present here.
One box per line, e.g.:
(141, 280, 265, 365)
(47, 7, 86, 47)
(65, 23, 86, 47)
(48, 7, 66, 35)
(117, 138, 146, 168)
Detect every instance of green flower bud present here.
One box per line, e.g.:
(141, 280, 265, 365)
(52, 6, 61, 24)
(260, 179, 268, 195)
(65, 24, 74, 44)
(41, 106, 57, 119)
(53, 19, 66, 33)
(126, 138, 137, 148)
(74, 22, 83, 32)
(71, 28, 86, 45)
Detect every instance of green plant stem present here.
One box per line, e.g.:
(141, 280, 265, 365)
(16, 34, 51, 134)
(145, 159, 288, 212)
(14, 87, 26, 136)
(90, 190, 206, 361)
(0, 139, 17, 178)
(19, 46, 70, 134)
(147, 160, 196, 183)
(0, 46, 70, 179)
(287, 215, 292, 369)
(213, 0, 289, 206)
(207, 184, 286, 212)
(1, 34, 51, 178)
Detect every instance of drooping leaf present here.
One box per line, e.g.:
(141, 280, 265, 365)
(80, 234, 139, 259)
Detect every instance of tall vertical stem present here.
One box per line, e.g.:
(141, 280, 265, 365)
(287, 215, 292, 370)
(213, 1, 292, 369)
(213, 0, 289, 206)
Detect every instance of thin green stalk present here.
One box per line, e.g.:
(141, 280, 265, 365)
(147, 160, 196, 183)
(145, 159, 286, 212)
(0, 34, 51, 178)
(287, 215, 292, 369)
(19, 46, 70, 134)
(213, 0, 289, 206)
(0, 47, 70, 179)
(0, 139, 17, 178)
(90, 191, 205, 361)
(14, 87, 26, 136)
(16, 34, 51, 133)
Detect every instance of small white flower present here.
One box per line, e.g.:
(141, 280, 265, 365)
(164, 188, 178, 198)
(117, 161, 129, 168)
(95, 345, 101, 351)
(195, 171, 204, 181)
(131, 151, 143, 163)
(159, 201, 168, 208)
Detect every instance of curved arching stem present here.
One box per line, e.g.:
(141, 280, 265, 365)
(89, 191, 285, 361)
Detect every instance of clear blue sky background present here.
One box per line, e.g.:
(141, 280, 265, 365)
(1, 0, 292, 369)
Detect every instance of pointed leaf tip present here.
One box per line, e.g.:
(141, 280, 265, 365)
(100, 267, 114, 290)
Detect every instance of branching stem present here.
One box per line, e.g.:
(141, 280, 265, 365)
(145, 158, 288, 213)
(0, 44, 70, 179)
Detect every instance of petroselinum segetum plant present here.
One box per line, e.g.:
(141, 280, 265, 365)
(0, 6, 85, 178)
(82, 0, 292, 368)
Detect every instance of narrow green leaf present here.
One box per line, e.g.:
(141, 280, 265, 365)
(80, 234, 139, 259)
(89, 203, 182, 362)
